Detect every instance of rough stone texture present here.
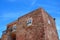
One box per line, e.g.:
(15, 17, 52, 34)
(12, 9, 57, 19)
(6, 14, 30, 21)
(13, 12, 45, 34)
(1, 34, 7, 40)
(1, 8, 59, 40)
(16, 8, 44, 40)
(41, 9, 59, 40)
(16, 8, 59, 40)
(1, 21, 17, 40)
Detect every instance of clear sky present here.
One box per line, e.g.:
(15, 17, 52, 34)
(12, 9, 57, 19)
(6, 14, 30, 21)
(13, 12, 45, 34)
(0, 0, 60, 39)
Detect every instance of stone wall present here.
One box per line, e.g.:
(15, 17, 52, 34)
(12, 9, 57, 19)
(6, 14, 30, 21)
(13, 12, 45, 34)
(16, 8, 59, 40)
(41, 9, 59, 40)
(16, 8, 45, 40)
(1, 8, 59, 40)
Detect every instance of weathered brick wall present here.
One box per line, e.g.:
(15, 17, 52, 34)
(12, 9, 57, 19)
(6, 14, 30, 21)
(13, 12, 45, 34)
(41, 9, 59, 40)
(16, 8, 59, 40)
(16, 8, 45, 40)
(2, 8, 58, 40)
(0, 20, 17, 40)
(1, 34, 7, 40)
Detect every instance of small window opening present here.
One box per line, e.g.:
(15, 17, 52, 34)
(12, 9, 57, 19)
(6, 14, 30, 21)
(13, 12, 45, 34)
(48, 19, 50, 24)
(10, 33, 16, 40)
(27, 18, 32, 26)
(12, 25, 16, 32)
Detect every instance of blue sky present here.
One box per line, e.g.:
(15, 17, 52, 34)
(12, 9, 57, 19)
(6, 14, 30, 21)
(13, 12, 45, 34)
(0, 0, 60, 39)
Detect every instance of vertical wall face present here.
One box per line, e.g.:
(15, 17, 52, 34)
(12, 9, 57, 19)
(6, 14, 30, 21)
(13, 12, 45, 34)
(16, 9, 45, 40)
(1, 34, 7, 40)
(41, 9, 59, 40)
(2, 8, 59, 40)
(6, 21, 17, 40)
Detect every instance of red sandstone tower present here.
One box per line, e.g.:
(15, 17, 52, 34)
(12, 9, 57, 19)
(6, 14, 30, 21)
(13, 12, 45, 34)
(1, 8, 59, 40)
